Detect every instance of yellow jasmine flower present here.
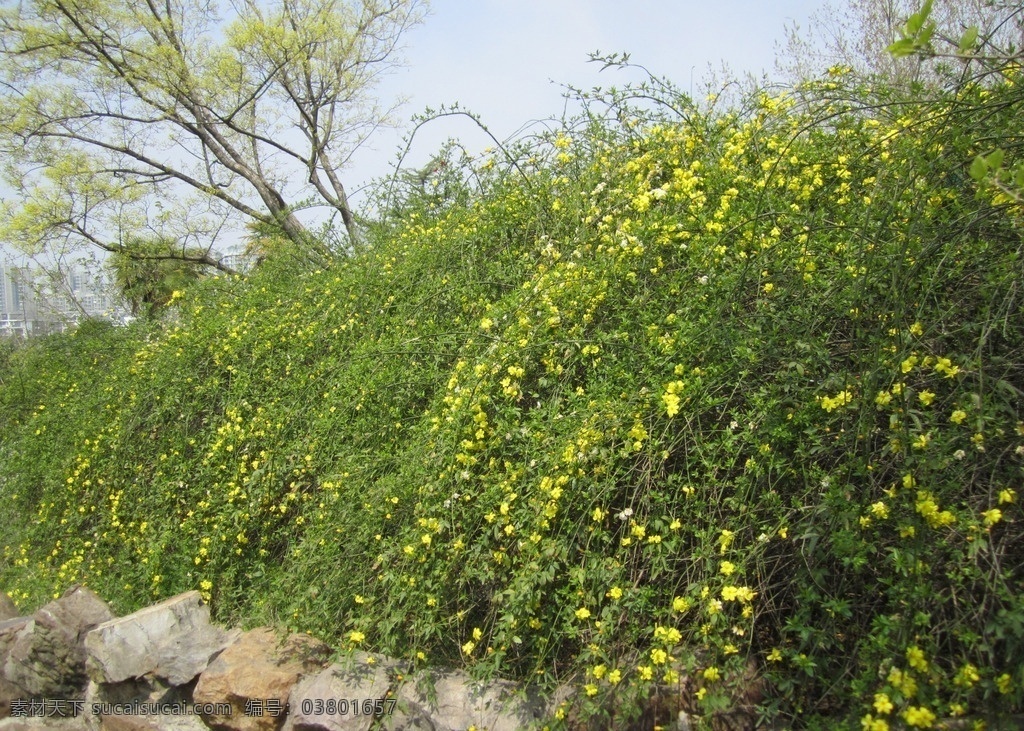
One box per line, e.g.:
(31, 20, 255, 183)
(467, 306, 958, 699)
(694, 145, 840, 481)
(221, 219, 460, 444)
(902, 706, 936, 728)
(906, 646, 928, 672)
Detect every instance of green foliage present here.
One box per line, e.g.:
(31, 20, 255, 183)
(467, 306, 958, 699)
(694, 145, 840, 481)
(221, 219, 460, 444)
(2, 60, 1024, 729)
(110, 238, 211, 319)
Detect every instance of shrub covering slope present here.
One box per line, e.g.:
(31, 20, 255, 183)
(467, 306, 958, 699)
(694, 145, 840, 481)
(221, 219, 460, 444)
(2, 70, 1023, 727)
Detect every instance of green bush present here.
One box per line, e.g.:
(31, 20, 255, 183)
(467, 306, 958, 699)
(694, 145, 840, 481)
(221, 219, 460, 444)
(1, 64, 1022, 729)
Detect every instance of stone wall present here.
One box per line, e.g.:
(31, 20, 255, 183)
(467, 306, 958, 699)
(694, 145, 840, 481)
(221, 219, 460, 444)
(0, 587, 570, 731)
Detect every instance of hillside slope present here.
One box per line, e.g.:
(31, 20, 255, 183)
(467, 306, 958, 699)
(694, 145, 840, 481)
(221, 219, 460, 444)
(2, 71, 1023, 728)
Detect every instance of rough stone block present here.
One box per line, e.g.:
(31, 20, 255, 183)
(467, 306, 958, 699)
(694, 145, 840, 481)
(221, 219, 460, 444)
(0, 597, 18, 623)
(3, 587, 113, 700)
(85, 591, 237, 687)
(395, 669, 547, 731)
(194, 628, 330, 731)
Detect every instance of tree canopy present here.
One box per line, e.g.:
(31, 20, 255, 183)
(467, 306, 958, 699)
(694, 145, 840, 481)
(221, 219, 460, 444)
(0, 0, 426, 272)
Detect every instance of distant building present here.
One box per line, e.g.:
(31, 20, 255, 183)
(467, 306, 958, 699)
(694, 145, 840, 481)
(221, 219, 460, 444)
(0, 264, 54, 337)
(219, 251, 257, 275)
(0, 264, 124, 337)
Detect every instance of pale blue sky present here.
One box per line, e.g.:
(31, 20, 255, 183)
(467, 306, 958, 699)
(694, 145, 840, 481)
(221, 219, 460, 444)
(346, 0, 827, 203)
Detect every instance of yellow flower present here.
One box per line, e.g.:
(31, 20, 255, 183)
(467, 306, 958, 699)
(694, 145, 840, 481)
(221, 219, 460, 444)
(472, 627, 483, 641)
(703, 666, 720, 682)
(861, 716, 890, 731)
(461, 640, 475, 655)
(720, 561, 736, 576)
(983, 509, 1002, 527)
(608, 669, 622, 684)
(954, 664, 980, 688)
(650, 648, 668, 665)
(902, 706, 936, 728)
(997, 673, 1013, 694)
(901, 356, 918, 373)
(575, 607, 591, 620)
(918, 390, 935, 406)
(672, 596, 691, 613)
(909, 322, 923, 336)
(888, 667, 917, 696)
(592, 664, 607, 679)
(767, 648, 782, 662)
(821, 389, 854, 412)
(870, 502, 889, 519)
(950, 409, 967, 424)
(607, 586, 623, 600)
(906, 646, 928, 672)
(637, 665, 653, 680)
(584, 684, 598, 697)
(999, 489, 1016, 504)
(349, 631, 365, 644)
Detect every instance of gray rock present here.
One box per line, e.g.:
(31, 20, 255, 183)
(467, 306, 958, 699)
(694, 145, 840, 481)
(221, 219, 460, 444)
(0, 597, 18, 623)
(395, 669, 547, 731)
(0, 718, 90, 730)
(1, 618, 32, 718)
(374, 696, 434, 731)
(81, 677, 208, 731)
(85, 591, 237, 687)
(3, 587, 114, 700)
(283, 659, 392, 731)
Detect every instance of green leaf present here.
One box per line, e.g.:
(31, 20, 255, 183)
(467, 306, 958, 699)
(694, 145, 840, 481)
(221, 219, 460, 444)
(918, 24, 934, 47)
(958, 26, 979, 54)
(969, 155, 988, 181)
(986, 149, 1005, 171)
(888, 38, 917, 58)
(1014, 164, 1024, 190)
(905, 12, 924, 37)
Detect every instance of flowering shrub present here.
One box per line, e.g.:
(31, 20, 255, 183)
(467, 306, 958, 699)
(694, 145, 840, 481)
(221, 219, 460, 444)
(2, 61, 1023, 729)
